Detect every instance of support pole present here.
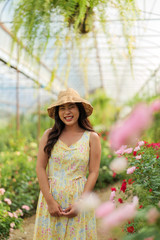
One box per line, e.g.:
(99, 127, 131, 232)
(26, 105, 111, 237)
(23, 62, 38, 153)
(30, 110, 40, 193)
(16, 46, 20, 135)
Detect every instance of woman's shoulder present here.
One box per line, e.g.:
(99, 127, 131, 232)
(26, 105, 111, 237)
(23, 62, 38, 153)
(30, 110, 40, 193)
(41, 128, 52, 142)
(89, 131, 101, 150)
(89, 131, 100, 143)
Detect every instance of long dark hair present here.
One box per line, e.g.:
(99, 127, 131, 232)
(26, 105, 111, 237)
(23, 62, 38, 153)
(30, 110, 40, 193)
(44, 102, 94, 159)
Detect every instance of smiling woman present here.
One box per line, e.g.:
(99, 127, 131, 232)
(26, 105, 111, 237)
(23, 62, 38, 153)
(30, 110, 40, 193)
(33, 88, 101, 240)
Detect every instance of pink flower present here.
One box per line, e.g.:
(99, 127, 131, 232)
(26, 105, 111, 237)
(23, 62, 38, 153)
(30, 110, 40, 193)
(127, 166, 136, 174)
(109, 191, 116, 202)
(8, 212, 14, 218)
(13, 212, 18, 218)
(96, 201, 115, 218)
(147, 207, 160, 224)
(150, 99, 160, 113)
(10, 222, 15, 228)
(22, 205, 30, 211)
(0, 188, 5, 195)
(134, 146, 140, 151)
(138, 141, 145, 146)
(144, 237, 154, 240)
(109, 104, 152, 150)
(124, 148, 133, 154)
(115, 145, 127, 155)
(17, 209, 23, 216)
(101, 202, 137, 233)
(4, 198, 12, 205)
(135, 155, 141, 160)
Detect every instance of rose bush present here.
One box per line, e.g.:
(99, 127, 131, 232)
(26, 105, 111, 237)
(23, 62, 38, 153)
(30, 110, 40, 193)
(0, 136, 39, 239)
(110, 141, 160, 239)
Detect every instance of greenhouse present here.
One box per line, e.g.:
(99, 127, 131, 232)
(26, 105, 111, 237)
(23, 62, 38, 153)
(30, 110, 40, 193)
(0, 0, 160, 239)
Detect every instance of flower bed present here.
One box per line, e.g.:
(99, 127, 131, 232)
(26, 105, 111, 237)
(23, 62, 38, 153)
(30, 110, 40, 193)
(0, 138, 39, 239)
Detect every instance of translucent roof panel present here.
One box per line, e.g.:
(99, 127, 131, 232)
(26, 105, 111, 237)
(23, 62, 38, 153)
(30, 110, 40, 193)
(0, 0, 160, 122)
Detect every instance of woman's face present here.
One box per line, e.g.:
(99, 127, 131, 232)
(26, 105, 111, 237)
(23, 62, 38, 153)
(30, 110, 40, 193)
(58, 103, 80, 126)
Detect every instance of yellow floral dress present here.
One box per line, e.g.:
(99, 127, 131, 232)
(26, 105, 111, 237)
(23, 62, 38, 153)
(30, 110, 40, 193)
(33, 131, 97, 240)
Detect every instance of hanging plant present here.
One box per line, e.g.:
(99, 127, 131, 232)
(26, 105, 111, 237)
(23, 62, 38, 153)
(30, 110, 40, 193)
(1, 0, 138, 53)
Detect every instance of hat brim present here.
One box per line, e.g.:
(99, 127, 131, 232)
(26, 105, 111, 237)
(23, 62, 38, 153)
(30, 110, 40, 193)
(47, 100, 93, 119)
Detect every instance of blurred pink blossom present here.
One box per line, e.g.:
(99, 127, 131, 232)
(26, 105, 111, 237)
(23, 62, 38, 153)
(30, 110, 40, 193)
(17, 209, 23, 216)
(22, 205, 30, 211)
(147, 207, 160, 224)
(96, 201, 115, 218)
(132, 196, 139, 207)
(124, 148, 133, 154)
(134, 146, 140, 151)
(138, 141, 145, 146)
(115, 145, 127, 155)
(109, 104, 152, 150)
(135, 155, 141, 160)
(150, 99, 160, 113)
(101, 202, 137, 233)
(109, 191, 116, 202)
(127, 166, 136, 174)
(13, 212, 18, 218)
(10, 222, 15, 228)
(144, 237, 154, 240)
(0, 188, 5, 195)
(4, 198, 12, 205)
(8, 212, 14, 218)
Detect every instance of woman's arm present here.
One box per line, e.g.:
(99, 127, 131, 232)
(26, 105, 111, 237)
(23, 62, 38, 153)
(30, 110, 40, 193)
(82, 131, 101, 194)
(36, 129, 63, 217)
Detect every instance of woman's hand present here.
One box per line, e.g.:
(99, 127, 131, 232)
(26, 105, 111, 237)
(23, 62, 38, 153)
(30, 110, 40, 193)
(48, 199, 63, 217)
(62, 205, 78, 218)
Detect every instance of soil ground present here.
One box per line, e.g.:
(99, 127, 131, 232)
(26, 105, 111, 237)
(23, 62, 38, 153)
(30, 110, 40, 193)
(10, 184, 120, 240)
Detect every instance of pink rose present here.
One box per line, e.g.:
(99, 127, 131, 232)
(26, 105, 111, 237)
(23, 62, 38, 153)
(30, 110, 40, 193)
(8, 212, 14, 218)
(138, 141, 145, 146)
(96, 201, 115, 218)
(127, 166, 136, 174)
(4, 198, 12, 205)
(150, 99, 160, 113)
(10, 222, 15, 228)
(22, 205, 30, 211)
(0, 188, 5, 195)
(109, 191, 116, 202)
(134, 146, 140, 151)
(147, 207, 160, 224)
(124, 148, 133, 154)
(109, 104, 152, 150)
(135, 155, 141, 160)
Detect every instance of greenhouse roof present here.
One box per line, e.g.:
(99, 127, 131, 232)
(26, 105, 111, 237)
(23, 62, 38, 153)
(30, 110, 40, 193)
(0, 0, 160, 121)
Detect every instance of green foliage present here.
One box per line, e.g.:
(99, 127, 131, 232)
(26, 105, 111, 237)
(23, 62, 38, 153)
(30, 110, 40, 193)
(2, 0, 138, 56)
(119, 142, 160, 239)
(0, 128, 39, 239)
(89, 88, 118, 130)
(128, 143, 160, 206)
(95, 135, 123, 189)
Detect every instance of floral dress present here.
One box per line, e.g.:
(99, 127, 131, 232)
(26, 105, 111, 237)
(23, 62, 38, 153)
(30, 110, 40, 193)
(33, 131, 97, 240)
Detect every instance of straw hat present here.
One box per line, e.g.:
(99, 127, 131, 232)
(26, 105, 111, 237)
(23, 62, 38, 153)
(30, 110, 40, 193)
(47, 88, 93, 119)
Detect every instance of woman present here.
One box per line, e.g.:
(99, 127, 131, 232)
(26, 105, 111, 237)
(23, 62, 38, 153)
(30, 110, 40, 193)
(33, 88, 101, 239)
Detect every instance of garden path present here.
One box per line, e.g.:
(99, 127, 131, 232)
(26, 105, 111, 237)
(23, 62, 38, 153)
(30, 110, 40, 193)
(10, 184, 120, 240)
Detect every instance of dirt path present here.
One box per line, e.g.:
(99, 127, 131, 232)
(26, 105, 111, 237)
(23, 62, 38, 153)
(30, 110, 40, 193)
(10, 185, 119, 240)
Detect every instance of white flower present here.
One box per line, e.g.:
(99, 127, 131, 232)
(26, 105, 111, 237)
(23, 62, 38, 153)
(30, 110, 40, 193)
(109, 157, 128, 173)
(75, 193, 100, 212)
